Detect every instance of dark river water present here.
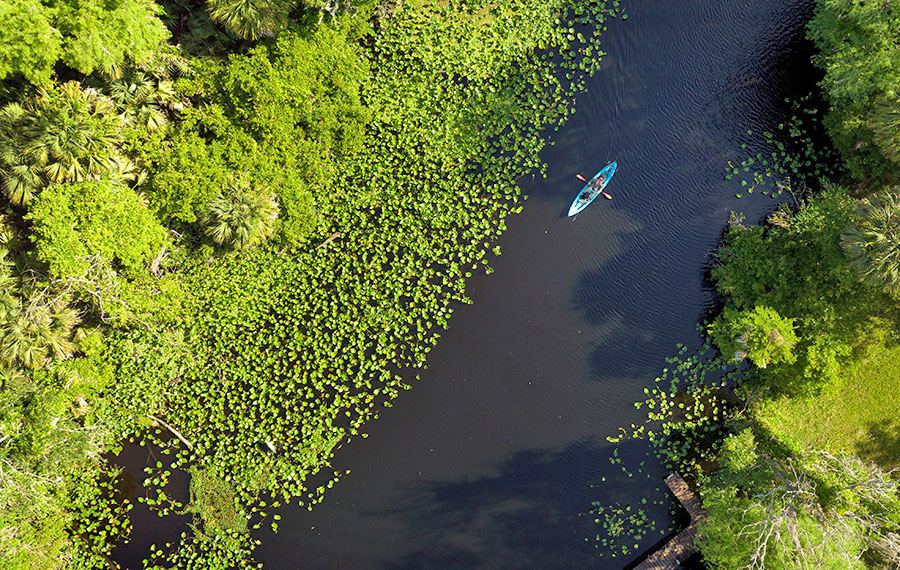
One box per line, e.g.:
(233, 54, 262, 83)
(114, 1, 819, 568)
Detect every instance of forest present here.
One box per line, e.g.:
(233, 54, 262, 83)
(0, 0, 626, 568)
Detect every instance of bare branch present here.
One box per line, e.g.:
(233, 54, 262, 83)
(146, 414, 194, 450)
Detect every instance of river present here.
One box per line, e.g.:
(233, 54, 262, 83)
(249, 2, 819, 569)
(114, 1, 818, 568)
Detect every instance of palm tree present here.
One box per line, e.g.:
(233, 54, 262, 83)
(207, 0, 294, 40)
(0, 287, 80, 370)
(0, 216, 21, 262)
(0, 103, 46, 205)
(25, 83, 119, 184)
(202, 178, 279, 249)
(0, 83, 123, 205)
(2, 161, 44, 205)
(104, 70, 171, 133)
(869, 99, 900, 166)
(841, 189, 900, 294)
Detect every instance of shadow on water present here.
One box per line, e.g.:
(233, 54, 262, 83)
(346, 439, 684, 570)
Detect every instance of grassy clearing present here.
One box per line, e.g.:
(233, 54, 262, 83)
(755, 340, 900, 469)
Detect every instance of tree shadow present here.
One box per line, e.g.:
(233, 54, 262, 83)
(369, 439, 683, 570)
(856, 419, 900, 471)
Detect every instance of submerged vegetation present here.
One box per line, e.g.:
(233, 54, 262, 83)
(0, 0, 628, 568)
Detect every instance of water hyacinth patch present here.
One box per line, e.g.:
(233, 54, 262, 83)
(725, 94, 843, 198)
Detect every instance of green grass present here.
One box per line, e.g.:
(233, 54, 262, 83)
(755, 342, 900, 469)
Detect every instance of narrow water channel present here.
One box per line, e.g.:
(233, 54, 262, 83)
(252, 2, 818, 569)
(109, 2, 820, 568)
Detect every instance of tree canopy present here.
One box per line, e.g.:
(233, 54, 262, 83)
(809, 0, 900, 180)
(0, 0, 169, 85)
(27, 179, 167, 280)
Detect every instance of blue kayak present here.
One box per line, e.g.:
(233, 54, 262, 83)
(567, 161, 617, 217)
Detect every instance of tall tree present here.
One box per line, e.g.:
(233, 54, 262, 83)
(0, 82, 128, 205)
(27, 179, 168, 281)
(709, 306, 799, 369)
(205, 0, 346, 39)
(808, 0, 900, 180)
(841, 189, 900, 295)
(202, 178, 278, 249)
(207, 0, 295, 39)
(0, 286, 79, 370)
(869, 98, 900, 166)
(698, 431, 900, 570)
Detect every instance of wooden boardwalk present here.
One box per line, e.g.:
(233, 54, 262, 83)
(631, 473, 707, 570)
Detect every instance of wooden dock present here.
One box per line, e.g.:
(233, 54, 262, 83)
(630, 473, 707, 570)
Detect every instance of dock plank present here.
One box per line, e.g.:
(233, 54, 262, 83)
(630, 474, 707, 570)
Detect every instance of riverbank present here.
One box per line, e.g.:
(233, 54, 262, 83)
(613, 1, 900, 567)
(0, 1, 628, 568)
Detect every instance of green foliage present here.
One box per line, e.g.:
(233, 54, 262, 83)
(136, 124, 233, 224)
(713, 188, 858, 314)
(0, 82, 127, 205)
(711, 187, 885, 392)
(869, 99, 900, 166)
(588, 502, 657, 559)
(0, 0, 62, 87)
(0, 332, 121, 570)
(700, 174, 900, 565)
(0, 0, 168, 85)
(202, 178, 278, 249)
(808, 0, 900, 179)
(28, 180, 167, 280)
(100, 327, 192, 423)
(185, 467, 246, 533)
(709, 306, 799, 369)
(720, 428, 757, 469)
(754, 318, 900, 470)
(609, 342, 740, 476)
(139, 23, 368, 242)
(66, 465, 134, 562)
(697, 435, 900, 570)
(215, 25, 369, 157)
(97, 62, 188, 135)
(144, 529, 262, 570)
(801, 332, 851, 387)
(725, 96, 842, 199)
(0, 0, 626, 566)
(123, 1, 624, 565)
(205, 0, 359, 40)
(841, 188, 900, 294)
(0, 285, 79, 371)
(207, 0, 294, 40)
(58, 0, 169, 76)
(0, 463, 71, 570)
(0, 247, 82, 372)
